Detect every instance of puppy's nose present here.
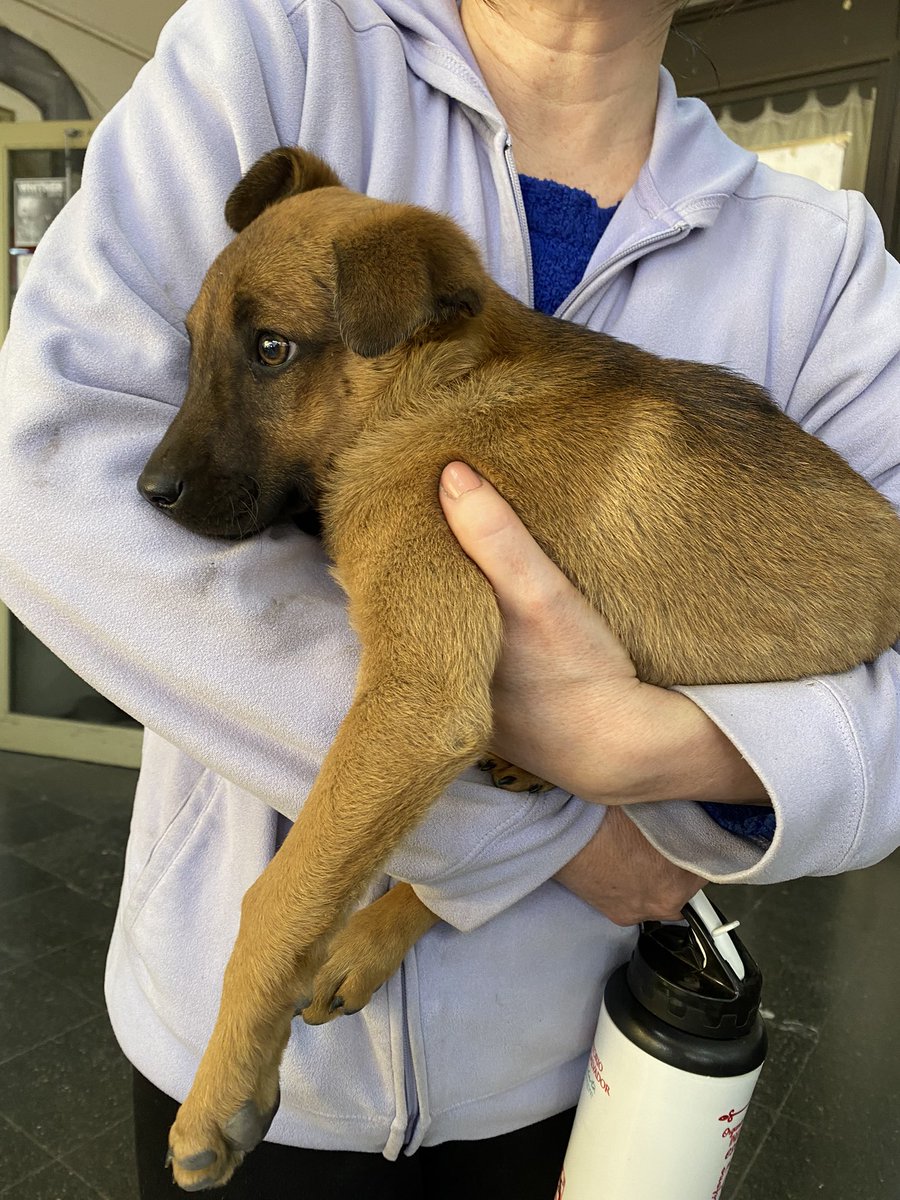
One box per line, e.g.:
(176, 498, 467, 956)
(138, 468, 184, 510)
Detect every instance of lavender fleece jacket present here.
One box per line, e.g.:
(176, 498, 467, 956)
(1, 0, 899, 1157)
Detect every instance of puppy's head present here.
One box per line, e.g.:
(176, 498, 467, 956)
(138, 147, 486, 539)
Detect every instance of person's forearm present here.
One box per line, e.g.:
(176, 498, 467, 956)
(585, 684, 771, 806)
(554, 806, 707, 924)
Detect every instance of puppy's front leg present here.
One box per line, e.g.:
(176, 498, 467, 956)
(167, 561, 502, 1191)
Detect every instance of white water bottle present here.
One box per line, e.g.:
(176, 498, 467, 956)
(557, 892, 767, 1200)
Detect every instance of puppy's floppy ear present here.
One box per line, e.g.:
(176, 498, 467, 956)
(225, 147, 344, 233)
(333, 207, 485, 358)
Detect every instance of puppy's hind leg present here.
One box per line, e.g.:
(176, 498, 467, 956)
(478, 756, 553, 793)
(301, 883, 439, 1024)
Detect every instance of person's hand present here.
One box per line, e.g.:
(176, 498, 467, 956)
(555, 806, 707, 925)
(439, 462, 769, 806)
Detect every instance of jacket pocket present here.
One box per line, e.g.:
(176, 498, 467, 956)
(123, 768, 223, 932)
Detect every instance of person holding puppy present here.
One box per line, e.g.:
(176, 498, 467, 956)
(1, 1, 898, 1198)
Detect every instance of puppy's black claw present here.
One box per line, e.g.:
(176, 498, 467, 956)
(329, 995, 345, 1013)
(222, 1087, 280, 1152)
(164, 1148, 173, 1169)
(477, 758, 497, 771)
(293, 996, 311, 1016)
(496, 775, 517, 787)
(527, 783, 543, 793)
(178, 1150, 218, 1172)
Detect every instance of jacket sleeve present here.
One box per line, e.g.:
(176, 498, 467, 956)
(0, 0, 603, 933)
(626, 191, 900, 884)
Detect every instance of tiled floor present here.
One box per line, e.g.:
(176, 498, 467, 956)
(1, 747, 899, 1198)
(0, 751, 138, 1199)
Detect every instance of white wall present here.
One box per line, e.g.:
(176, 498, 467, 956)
(1, 0, 184, 116)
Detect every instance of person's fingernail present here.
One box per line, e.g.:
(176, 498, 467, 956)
(441, 462, 483, 500)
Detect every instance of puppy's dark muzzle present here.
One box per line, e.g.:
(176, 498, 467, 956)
(137, 460, 267, 538)
(137, 452, 323, 539)
(138, 467, 184, 512)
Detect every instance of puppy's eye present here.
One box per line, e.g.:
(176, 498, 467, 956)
(256, 332, 298, 368)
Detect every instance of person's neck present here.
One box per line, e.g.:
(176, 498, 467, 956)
(460, 0, 671, 207)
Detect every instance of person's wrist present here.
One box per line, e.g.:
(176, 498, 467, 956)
(594, 683, 770, 806)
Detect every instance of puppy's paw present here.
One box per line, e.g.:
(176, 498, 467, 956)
(167, 1076, 280, 1191)
(477, 755, 553, 794)
(299, 885, 436, 1025)
(298, 949, 379, 1026)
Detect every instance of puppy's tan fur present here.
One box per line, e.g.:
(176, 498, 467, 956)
(140, 148, 900, 1190)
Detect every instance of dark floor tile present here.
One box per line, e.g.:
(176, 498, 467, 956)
(0, 886, 114, 965)
(716, 869, 897, 1102)
(0, 800, 91, 850)
(721, 1099, 778, 1198)
(62, 1117, 139, 1200)
(0, 851, 60, 904)
(15, 822, 128, 909)
(0, 962, 99, 1065)
(768, 944, 900, 1190)
(735, 1108, 895, 1200)
(0, 771, 51, 811)
(0, 1014, 132, 1159)
(738, 858, 900, 973)
(722, 876, 860, 963)
(0, 1159, 105, 1199)
(0, 946, 19, 974)
(743, 958, 835, 1112)
(47, 778, 137, 831)
(717, 858, 900, 1198)
(709, 882, 768, 925)
(0, 752, 137, 828)
(34, 937, 111, 1007)
(751, 1022, 818, 1112)
(0, 1114, 55, 1191)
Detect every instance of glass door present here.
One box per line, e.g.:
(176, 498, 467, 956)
(666, 0, 900, 251)
(712, 77, 878, 194)
(1, 120, 142, 768)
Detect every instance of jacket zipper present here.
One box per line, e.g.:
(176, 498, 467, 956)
(395, 184, 689, 1157)
(395, 134, 532, 1156)
(504, 136, 535, 308)
(400, 958, 419, 1148)
(556, 222, 692, 321)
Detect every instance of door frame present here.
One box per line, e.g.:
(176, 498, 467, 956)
(1, 119, 142, 768)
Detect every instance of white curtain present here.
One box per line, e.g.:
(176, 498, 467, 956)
(717, 84, 875, 192)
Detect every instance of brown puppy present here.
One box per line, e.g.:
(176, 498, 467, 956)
(139, 147, 900, 1190)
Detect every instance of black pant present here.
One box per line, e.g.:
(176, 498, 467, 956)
(133, 1070, 575, 1199)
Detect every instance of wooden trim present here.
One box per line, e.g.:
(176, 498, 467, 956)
(0, 712, 143, 768)
(864, 58, 900, 244)
(0, 607, 142, 766)
(0, 119, 93, 151)
(700, 63, 883, 109)
(668, 0, 899, 95)
(0, 606, 10, 715)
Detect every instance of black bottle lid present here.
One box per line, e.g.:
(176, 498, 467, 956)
(625, 897, 763, 1041)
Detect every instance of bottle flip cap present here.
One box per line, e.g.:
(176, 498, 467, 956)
(626, 890, 763, 1040)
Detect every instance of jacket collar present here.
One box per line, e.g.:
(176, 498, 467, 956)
(378, 0, 757, 231)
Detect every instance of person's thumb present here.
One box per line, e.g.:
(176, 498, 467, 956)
(438, 461, 573, 619)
